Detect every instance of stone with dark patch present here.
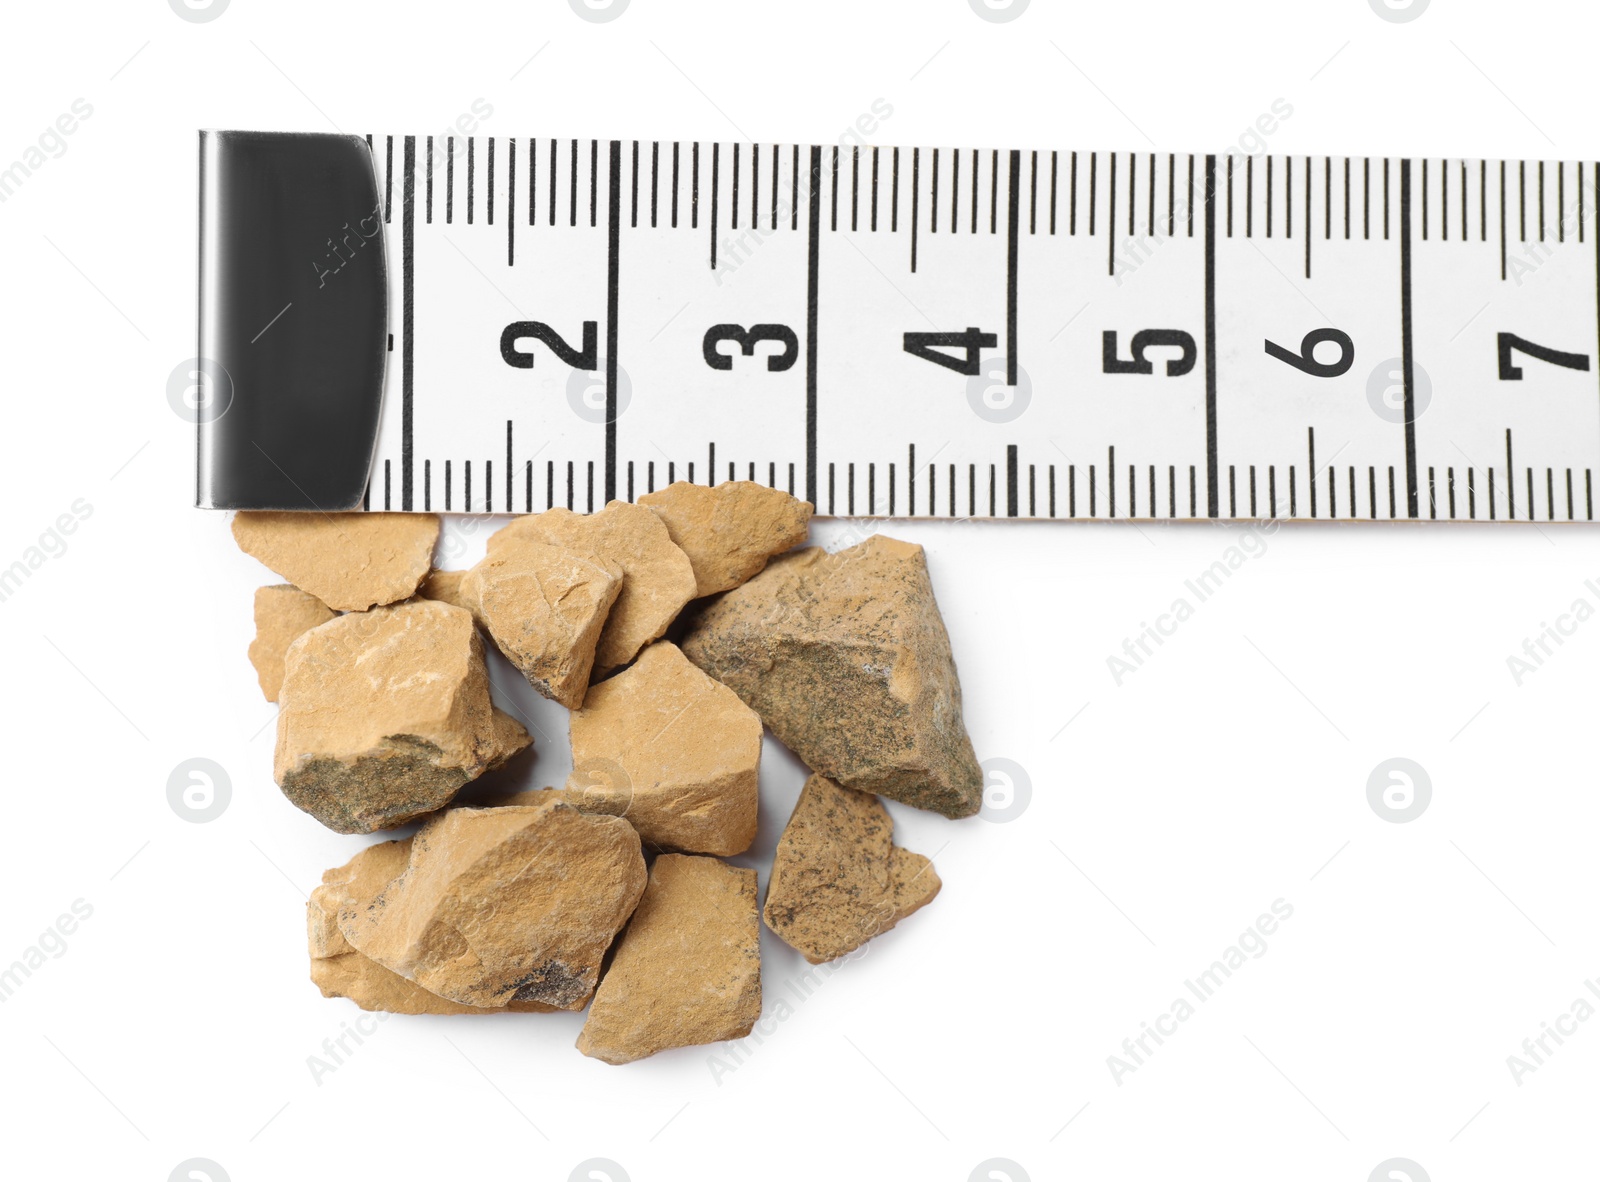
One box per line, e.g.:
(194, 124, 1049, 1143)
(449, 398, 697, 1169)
(680, 534, 983, 818)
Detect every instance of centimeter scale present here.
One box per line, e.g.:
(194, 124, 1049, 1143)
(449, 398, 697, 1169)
(195, 131, 1600, 523)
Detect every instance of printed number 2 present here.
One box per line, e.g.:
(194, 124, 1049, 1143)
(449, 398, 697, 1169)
(500, 320, 598, 370)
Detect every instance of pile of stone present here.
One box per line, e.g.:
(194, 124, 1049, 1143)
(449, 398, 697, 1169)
(237, 482, 982, 1064)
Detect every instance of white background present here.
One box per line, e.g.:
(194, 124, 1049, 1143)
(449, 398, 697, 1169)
(1, 1, 1598, 1180)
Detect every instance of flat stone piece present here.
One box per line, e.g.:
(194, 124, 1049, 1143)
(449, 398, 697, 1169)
(680, 534, 982, 818)
(485, 708, 533, 771)
(340, 799, 646, 1010)
(416, 569, 470, 611)
(309, 841, 555, 1014)
(232, 511, 439, 612)
(566, 642, 760, 856)
(638, 480, 812, 596)
(273, 599, 504, 834)
(763, 775, 941, 964)
(489, 503, 695, 674)
(248, 584, 336, 702)
(577, 854, 761, 1065)
(462, 540, 622, 709)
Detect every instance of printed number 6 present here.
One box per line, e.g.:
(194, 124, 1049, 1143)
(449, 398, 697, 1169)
(1264, 328, 1354, 378)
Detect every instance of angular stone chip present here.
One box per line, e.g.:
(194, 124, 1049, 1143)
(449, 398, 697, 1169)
(248, 584, 336, 702)
(681, 534, 983, 818)
(639, 480, 812, 597)
(566, 642, 761, 856)
(232, 511, 438, 612)
(339, 799, 646, 1010)
(763, 775, 941, 964)
(273, 599, 515, 833)
(577, 854, 762, 1064)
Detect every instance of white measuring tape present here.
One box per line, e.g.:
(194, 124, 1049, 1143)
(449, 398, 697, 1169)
(198, 133, 1600, 522)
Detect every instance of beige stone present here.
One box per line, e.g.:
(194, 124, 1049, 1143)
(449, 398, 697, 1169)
(489, 503, 695, 674)
(461, 541, 622, 709)
(763, 775, 941, 964)
(309, 841, 555, 1014)
(248, 584, 336, 702)
(681, 534, 983, 819)
(340, 798, 646, 1010)
(566, 642, 760, 856)
(274, 599, 508, 834)
(639, 480, 812, 597)
(577, 854, 761, 1064)
(485, 708, 533, 771)
(416, 568, 470, 611)
(232, 511, 439, 612)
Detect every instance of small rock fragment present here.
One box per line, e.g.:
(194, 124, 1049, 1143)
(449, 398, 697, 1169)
(309, 841, 555, 1014)
(341, 798, 646, 1010)
(232, 511, 439, 612)
(485, 708, 533, 771)
(248, 584, 336, 702)
(577, 854, 761, 1065)
(681, 534, 983, 818)
(461, 540, 622, 709)
(638, 480, 812, 597)
(763, 775, 941, 964)
(416, 568, 471, 611)
(274, 599, 508, 834)
(489, 503, 695, 674)
(566, 642, 760, 856)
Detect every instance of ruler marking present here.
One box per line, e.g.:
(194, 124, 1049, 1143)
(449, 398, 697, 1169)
(1108, 152, 1117, 274)
(468, 137, 476, 225)
(384, 458, 390, 509)
(1008, 445, 1019, 517)
(445, 459, 451, 511)
(1032, 150, 1040, 236)
(1506, 429, 1516, 518)
(1344, 157, 1350, 239)
(465, 460, 472, 510)
(652, 141, 659, 228)
(488, 137, 495, 226)
(1166, 153, 1174, 238)
(505, 422, 513, 512)
(1421, 158, 1427, 240)
(402, 135, 415, 510)
(526, 459, 533, 512)
(792, 144, 799, 231)
(972, 148, 980, 234)
(1246, 155, 1253, 237)
(1070, 151, 1078, 235)
(1308, 429, 1318, 518)
(951, 147, 959, 233)
(426, 136, 434, 224)
(590, 140, 598, 227)
(1400, 159, 1419, 517)
(529, 138, 537, 226)
(691, 141, 698, 229)
(1519, 160, 1526, 242)
(631, 139, 639, 229)
(447, 136, 454, 224)
(1187, 154, 1195, 237)
(710, 143, 720, 268)
(771, 143, 779, 231)
(1567, 468, 1574, 520)
(385, 135, 394, 223)
(991, 148, 999, 234)
(1170, 465, 1177, 518)
(1204, 154, 1219, 518)
(1228, 464, 1235, 517)
(1448, 467, 1456, 518)
(806, 145, 821, 508)
(911, 149, 920, 269)
(1269, 465, 1277, 517)
(1190, 464, 1196, 516)
(708, 442, 715, 486)
(872, 147, 880, 232)
(1538, 161, 1545, 242)
(605, 140, 621, 504)
(1289, 465, 1296, 517)
(929, 148, 938, 235)
(1226, 155, 1234, 237)
(731, 143, 740, 231)
(1008, 150, 1020, 385)
(508, 138, 516, 265)
(1423, 465, 1430, 519)
(1266, 155, 1273, 238)
(853, 145, 860, 232)
(671, 142, 680, 228)
(908, 446, 916, 515)
(550, 139, 559, 226)
(1050, 465, 1057, 517)
(1089, 152, 1097, 235)
(1588, 470, 1593, 520)
(568, 139, 577, 227)
(1305, 155, 1312, 277)
(1127, 152, 1135, 236)
(891, 148, 900, 233)
(1146, 151, 1154, 237)
(1054, 151, 1061, 235)
(1364, 157, 1370, 239)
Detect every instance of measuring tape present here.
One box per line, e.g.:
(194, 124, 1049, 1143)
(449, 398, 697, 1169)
(195, 131, 1600, 523)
